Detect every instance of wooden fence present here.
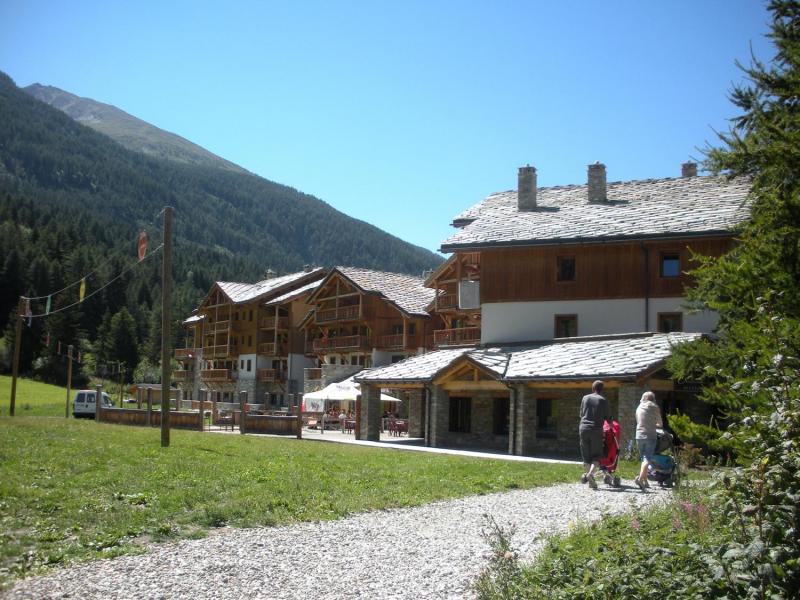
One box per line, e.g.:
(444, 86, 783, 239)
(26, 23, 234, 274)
(99, 407, 202, 430)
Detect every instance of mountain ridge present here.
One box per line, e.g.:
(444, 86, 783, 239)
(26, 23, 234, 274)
(24, 83, 248, 174)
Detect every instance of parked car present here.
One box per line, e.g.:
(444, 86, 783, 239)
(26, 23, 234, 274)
(72, 390, 113, 418)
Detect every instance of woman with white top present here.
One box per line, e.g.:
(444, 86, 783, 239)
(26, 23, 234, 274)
(634, 391, 663, 491)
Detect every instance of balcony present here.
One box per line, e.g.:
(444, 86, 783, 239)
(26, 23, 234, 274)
(436, 294, 458, 310)
(312, 335, 370, 352)
(203, 345, 229, 358)
(259, 316, 289, 330)
(173, 369, 192, 381)
(376, 334, 405, 350)
(200, 369, 237, 383)
(315, 305, 360, 323)
(433, 327, 481, 347)
(174, 347, 196, 360)
(304, 368, 322, 381)
(257, 369, 286, 383)
(210, 320, 230, 333)
(258, 342, 286, 356)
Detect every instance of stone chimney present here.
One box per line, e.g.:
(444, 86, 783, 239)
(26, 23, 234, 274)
(517, 165, 537, 211)
(588, 162, 607, 203)
(264, 268, 276, 280)
(681, 162, 698, 178)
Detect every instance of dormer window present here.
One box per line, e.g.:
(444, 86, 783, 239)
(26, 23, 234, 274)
(660, 253, 681, 278)
(557, 256, 576, 282)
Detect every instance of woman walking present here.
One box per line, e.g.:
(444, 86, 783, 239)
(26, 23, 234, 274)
(634, 391, 662, 491)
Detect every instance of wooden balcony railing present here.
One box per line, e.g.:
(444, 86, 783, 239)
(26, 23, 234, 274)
(315, 305, 360, 323)
(200, 369, 237, 382)
(376, 334, 405, 350)
(257, 369, 286, 383)
(257, 342, 285, 356)
(433, 327, 481, 347)
(173, 369, 192, 380)
(436, 294, 458, 310)
(259, 316, 289, 330)
(174, 348, 196, 359)
(312, 335, 370, 352)
(203, 345, 229, 358)
(210, 320, 230, 333)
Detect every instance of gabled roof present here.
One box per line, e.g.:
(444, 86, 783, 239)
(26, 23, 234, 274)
(309, 266, 436, 318)
(443, 175, 750, 251)
(212, 268, 325, 305)
(264, 279, 323, 307)
(355, 332, 700, 384)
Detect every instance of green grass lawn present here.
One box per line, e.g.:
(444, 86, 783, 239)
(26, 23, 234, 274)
(0, 375, 72, 417)
(0, 416, 580, 587)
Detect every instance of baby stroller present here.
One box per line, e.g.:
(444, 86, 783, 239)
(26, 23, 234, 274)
(646, 429, 678, 487)
(598, 419, 622, 487)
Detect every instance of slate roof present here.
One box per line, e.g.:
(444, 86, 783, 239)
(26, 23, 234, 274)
(264, 279, 323, 307)
(355, 332, 700, 384)
(215, 268, 325, 305)
(443, 175, 751, 251)
(327, 267, 436, 317)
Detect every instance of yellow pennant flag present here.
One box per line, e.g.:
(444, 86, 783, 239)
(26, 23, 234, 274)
(79, 278, 86, 303)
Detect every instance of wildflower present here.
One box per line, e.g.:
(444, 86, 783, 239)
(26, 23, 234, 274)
(630, 517, 641, 531)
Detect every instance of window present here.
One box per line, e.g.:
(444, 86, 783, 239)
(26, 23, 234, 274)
(449, 397, 472, 433)
(249, 310, 253, 322)
(408, 323, 416, 335)
(554, 315, 578, 338)
(391, 324, 403, 335)
(658, 312, 683, 333)
(556, 256, 576, 282)
(536, 398, 557, 438)
(248, 336, 252, 346)
(660, 253, 681, 278)
(234, 312, 239, 321)
(391, 355, 405, 364)
(247, 359, 252, 372)
(240, 360, 244, 370)
(493, 398, 510, 435)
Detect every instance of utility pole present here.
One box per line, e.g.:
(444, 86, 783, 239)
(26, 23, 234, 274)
(161, 206, 173, 447)
(9, 296, 24, 417)
(65, 345, 73, 418)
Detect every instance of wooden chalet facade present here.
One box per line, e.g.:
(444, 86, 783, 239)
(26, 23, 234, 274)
(303, 267, 441, 369)
(354, 162, 752, 455)
(175, 268, 325, 408)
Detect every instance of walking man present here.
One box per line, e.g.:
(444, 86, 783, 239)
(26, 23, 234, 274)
(579, 380, 611, 489)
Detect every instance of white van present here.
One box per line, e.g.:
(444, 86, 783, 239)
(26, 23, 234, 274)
(72, 390, 113, 418)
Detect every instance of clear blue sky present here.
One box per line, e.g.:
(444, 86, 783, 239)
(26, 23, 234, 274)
(1, 1, 773, 255)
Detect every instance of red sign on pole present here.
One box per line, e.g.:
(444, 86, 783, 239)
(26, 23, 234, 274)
(137, 230, 148, 262)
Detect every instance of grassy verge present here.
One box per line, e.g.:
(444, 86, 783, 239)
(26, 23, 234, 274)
(0, 417, 579, 587)
(474, 481, 728, 599)
(0, 376, 71, 417)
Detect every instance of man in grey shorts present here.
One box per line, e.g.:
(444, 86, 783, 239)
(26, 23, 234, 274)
(578, 380, 611, 489)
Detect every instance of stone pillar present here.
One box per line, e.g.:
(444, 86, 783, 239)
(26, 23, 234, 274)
(513, 385, 537, 456)
(618, 383, 645, 452)
(428, 385, 450, 448)
(517, 165, 537, 211)
(407, 389, 424, 438)
(359, 384, 381, 442)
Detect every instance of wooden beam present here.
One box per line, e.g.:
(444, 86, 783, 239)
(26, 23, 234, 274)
(441, 380, 508, 392)
(645, 379, 674, 392)
(523, 380, 623, 389)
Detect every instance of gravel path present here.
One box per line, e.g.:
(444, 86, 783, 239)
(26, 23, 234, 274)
(7, 481, 669, 600)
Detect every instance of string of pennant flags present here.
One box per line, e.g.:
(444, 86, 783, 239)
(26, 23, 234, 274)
(40, 332, 83, 364)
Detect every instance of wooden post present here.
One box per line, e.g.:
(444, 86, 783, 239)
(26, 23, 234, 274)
(137, 386, 142, 409)
(354, 394, 361, 440)
(118, 361, 124, 406)
(9, 296, 25, 416)
(161, 206, 173, 447)
(65, 345, 73, 418)
(295, 394, 303, 439)
(95, 384, 102, 422)
(198, 389, 205, 432)
(146, 387, 152, 426)
(239, 390, 247, 434)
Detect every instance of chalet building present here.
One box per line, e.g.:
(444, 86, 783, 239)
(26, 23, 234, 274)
(302, 267, 440, 372)
(355, 162, 752, 455)
(175, 267, 325, 408)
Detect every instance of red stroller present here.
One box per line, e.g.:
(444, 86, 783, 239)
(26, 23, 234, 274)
(598, 419, 622, 487)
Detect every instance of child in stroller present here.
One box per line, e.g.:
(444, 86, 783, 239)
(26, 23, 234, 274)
(598, 419, 622, 487)
(646, 429, 678, 487)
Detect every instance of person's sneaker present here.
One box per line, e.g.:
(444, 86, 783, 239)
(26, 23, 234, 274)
(580, 473, 588, 484)
(587, 474, 598, 490)
(634, 476, 646, 492)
